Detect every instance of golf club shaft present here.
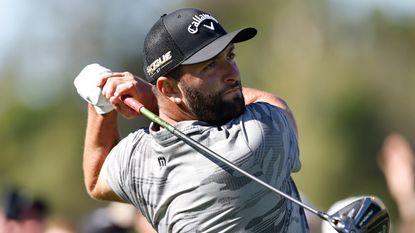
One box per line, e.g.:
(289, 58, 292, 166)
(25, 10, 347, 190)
(123, 97, 330, 222)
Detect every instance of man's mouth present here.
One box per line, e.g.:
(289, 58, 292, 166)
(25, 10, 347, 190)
(223, 82, 241, 95)
(224, 87, 239, 95)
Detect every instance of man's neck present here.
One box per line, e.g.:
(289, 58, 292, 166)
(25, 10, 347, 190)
(157, 98, 196, 127)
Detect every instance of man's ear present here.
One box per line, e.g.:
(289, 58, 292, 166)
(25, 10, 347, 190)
(156, 76, 182, 104)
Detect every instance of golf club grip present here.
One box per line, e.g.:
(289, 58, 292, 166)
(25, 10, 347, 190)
(123, 97, 144, 113)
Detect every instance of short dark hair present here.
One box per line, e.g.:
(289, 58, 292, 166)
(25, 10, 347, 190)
(165, 66, 183, 81)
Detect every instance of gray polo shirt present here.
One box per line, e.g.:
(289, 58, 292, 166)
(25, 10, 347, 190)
(102, 102, 309, 233)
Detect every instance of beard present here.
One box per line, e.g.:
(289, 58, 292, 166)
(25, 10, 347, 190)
(180, 81, 245, 125)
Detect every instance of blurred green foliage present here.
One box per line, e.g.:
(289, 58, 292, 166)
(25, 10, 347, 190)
(1, 0, 414, 228)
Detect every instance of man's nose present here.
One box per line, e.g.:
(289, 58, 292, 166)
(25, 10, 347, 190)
(223, 61, 240, 83)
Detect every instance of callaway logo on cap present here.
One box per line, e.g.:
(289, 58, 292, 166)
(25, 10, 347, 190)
(143, 8, 257, 84)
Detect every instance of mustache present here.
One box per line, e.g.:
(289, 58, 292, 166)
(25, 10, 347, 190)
(221, 81, 242, 93)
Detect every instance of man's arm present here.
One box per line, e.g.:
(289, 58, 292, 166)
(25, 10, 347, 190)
(242, 87, 298, 136)
(82, 72, 157, 202)
(82, 105, 125, 202)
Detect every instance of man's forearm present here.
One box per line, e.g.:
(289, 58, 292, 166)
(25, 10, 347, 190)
(83, 105, 120, 196)
(242, 87, 287, 109)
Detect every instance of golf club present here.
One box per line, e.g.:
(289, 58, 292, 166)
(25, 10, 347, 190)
(122, 97, 390, 233)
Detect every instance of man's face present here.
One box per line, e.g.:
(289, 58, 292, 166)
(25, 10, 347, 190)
(178, 44, 245, 125)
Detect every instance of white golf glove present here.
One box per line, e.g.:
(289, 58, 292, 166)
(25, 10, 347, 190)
(74, 63, 114, 114)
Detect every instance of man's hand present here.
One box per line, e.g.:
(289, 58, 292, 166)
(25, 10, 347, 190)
(74, 64, 115, 114)
(379, 133, 415, 221)
(98, 72, 157, 119)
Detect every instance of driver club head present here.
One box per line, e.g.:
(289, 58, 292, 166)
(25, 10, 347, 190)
(328, 196, 390, 233)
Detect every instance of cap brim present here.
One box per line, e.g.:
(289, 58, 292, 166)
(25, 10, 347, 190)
(182, 27, 257, 65)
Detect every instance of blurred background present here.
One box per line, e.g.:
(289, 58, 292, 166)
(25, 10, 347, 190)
(1, 0, 414, 232)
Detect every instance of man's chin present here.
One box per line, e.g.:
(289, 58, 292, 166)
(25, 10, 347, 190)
(190, 92, 245, 125)
(220, 100, 245, 121)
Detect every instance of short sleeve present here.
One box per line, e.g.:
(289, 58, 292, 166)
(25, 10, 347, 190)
(101, 133, 139, 204)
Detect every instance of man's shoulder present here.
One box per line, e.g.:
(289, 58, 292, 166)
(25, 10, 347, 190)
(246, 101, 281, 110)
(120, 127, 152, 145)
(244, 102, 285, 117)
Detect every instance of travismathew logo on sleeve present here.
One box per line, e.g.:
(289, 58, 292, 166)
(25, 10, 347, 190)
(188, 13, 219, 34)
(146, 51, 173, 76)
(158, 156, 167, 168)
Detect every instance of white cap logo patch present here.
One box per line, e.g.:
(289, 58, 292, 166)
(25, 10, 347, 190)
(188, 13, 218, 34)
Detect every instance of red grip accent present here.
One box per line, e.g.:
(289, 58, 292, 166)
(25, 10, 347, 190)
(123, 97, 144, 113)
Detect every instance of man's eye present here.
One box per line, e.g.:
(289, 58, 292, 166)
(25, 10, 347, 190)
(204, 61, 216, 70)
(228, 52, 236, 60)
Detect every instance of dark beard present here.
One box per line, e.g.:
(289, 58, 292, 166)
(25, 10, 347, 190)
(181, 82, 245, 125)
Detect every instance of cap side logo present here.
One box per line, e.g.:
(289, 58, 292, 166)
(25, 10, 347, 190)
(188, 13, 218, 34)
(146, 51, 172, 76)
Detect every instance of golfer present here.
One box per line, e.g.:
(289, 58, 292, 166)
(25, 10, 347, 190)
(76, 8, 309, 233)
